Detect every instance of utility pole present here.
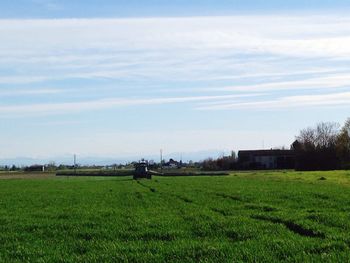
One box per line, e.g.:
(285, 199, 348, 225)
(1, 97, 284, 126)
(160, 149, 163, 172)
(74, 154, 77, 175)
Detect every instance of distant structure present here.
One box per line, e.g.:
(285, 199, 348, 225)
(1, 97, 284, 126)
(134, 159, 151, 179)
(24, 165, 45, 172)
(163, 158, 180, 169)
(160, 149, 163, 171)
(238, 149, 295, 170)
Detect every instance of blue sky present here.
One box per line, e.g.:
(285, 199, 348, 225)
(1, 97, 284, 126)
(1, 1, 350, 162)
(2, 0, 350, 18)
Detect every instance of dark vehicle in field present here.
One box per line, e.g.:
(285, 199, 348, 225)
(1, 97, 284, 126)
(134, 160, 152, 179)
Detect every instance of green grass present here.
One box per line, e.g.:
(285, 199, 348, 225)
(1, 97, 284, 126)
(0, 170, 350, 262)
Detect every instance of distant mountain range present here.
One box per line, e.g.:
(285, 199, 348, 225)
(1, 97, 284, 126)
(0, 150, 230, 166)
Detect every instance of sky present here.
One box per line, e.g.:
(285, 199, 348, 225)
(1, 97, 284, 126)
(1, 0, 350, 163)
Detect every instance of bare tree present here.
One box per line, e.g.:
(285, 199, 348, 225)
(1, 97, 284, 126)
(296, 127, 316, 149)
(296, 122, 339, 149)
(294, 122, 340, 170)
(315, 122, 339, 148)
(342, 118, 350, 136)
(337, 118, 350, 167)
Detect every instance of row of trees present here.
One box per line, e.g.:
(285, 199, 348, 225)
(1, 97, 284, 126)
(292, 118, 350, 170)
(201, 118, 350, 171)
(202, 152, 237, 171)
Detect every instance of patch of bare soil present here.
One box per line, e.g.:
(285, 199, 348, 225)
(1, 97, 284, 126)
(0, 173, 56, 180)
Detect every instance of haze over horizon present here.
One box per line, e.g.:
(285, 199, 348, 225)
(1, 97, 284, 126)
(1, 0, 350, 162)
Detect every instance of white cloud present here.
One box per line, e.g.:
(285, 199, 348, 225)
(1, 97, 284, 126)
(211, 73, 350, 92)
(1, 15, 350, 85)
(1, 15, 350, 114)
(0, 88, 62, 96)
(198, 91, 350, 110)
(0, 76, 50, 84)
(2, 15, 349, 158)
(2, 16, 350, 56)
(0, 93, 261, 116)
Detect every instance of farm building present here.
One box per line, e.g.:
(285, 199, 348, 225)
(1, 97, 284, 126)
(24, 165, 45, 172)
(163, 159, 180, 169)
(238, 149, 295, 170)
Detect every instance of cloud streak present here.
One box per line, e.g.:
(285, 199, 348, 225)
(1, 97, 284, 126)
(0, 14, 349, 158)
(198, 91, 350, 110)
(1, 15, 349, 116)
(0, 88, 62, 97)
(211, 73, 350, 93)
(2, 16, 350, 56)
(0, 93, 261, 116)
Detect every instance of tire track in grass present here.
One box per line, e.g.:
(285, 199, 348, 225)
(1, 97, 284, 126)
(175, 195, 193, 203)
(210, 207, 232, 216)
(136, 180, 253, 243)
(210, 191, 280, 216)
(251, 214, 325, 238)
(209, 192, 246, 216)
(215, 193, 243, 202)
(135, 180, 207, 242)
(136, 180, 193, 204)
(244, 203, 278, 212)
(208, 191, 323, 241)
(136, 180, 156, 193)
(159, 187, 278, 219)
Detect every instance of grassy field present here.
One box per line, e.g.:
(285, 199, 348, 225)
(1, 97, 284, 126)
(0, 171, 349, 262)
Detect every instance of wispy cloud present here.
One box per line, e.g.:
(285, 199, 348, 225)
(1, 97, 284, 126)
(198, 91, 350, 110)
(0, 14, 349, 157)
(0, 93, 261, 116)
(31, 0, 62, 11)
(1, 15, 349, 116)
(210, 73, 350, 93)
(2, 16, 350, 55)
(0, 88, 62, 97)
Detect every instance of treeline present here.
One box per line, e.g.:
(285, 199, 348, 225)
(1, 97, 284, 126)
(201, 118, 350, 171)
(202, 152, 237, 171)
(292, 118, 350, 171)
